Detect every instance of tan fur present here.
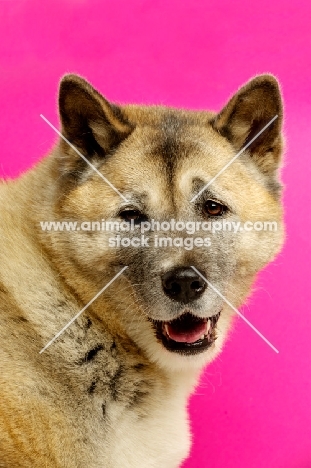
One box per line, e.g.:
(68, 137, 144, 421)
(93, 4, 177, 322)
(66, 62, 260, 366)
(0, 74, 284, 467)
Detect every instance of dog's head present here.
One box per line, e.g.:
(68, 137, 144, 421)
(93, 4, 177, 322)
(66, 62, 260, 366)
(48, 74, 284, 370)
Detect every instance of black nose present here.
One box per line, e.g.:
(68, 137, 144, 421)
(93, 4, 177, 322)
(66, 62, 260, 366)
(161, 267, 206, 303)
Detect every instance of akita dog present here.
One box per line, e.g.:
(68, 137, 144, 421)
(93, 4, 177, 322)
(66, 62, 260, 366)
(0, 74, 284, 467)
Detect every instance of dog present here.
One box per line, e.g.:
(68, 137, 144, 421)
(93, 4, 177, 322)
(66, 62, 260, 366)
(0, 74, 284, 467)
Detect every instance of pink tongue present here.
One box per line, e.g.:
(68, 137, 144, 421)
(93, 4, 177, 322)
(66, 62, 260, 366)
(167, 321, 206, 343)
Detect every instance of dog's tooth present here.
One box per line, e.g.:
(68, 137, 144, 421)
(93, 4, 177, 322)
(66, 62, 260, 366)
(200, 334, 205, 340)
(164, 324, 170, 338)
(203, 320, 211, 338)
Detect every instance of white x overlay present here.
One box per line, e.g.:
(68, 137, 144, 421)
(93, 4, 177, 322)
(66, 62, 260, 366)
(40, 111, 279, 356)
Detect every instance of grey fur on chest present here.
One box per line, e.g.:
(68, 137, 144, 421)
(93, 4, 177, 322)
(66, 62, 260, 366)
(63, 314, 155, 419)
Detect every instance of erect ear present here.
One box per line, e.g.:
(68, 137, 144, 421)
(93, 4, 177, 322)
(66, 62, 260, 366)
(212, 75, 283, 180)
(58, 74, 133, 171)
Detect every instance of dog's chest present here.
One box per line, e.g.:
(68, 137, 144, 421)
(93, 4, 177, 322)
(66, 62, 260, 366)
(64, 331, 191, 467)
(82, 387, 191, 468)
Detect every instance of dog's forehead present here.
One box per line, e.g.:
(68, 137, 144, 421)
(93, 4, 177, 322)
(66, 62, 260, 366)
(156, 113, 200, 166)
(100, 108, 223, 205)
(102, 106, 273, 216)
(109, 111, 227, 213)
(134, 111, 230, 190)
(127, 109, 218, 171)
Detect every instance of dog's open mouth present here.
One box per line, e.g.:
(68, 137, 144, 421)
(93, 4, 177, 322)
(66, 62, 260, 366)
(153, 311, 221, 355)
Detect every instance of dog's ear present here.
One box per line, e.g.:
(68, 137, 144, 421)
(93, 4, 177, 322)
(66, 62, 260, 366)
(212, 75, 283, 179)
(58, 74, 133, 170)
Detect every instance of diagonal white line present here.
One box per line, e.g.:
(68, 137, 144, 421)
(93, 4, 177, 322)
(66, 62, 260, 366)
(39, 266, 128, 354)
(191, 266, 279, 353)
(40, 114, 129, 203)
(190, 115, 278, 202)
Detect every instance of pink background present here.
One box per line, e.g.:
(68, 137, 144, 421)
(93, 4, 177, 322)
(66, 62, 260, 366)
(0, 1, 310, 466)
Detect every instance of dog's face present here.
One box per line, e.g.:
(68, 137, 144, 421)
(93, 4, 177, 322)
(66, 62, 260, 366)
(49, 74, 284, 370)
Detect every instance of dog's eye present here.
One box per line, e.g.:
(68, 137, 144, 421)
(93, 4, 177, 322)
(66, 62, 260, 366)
(119, 209, 147, 224)
(203, 200, 226, 217)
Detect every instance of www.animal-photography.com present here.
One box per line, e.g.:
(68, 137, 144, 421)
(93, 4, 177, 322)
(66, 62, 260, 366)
(0, 1, 310, 467)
